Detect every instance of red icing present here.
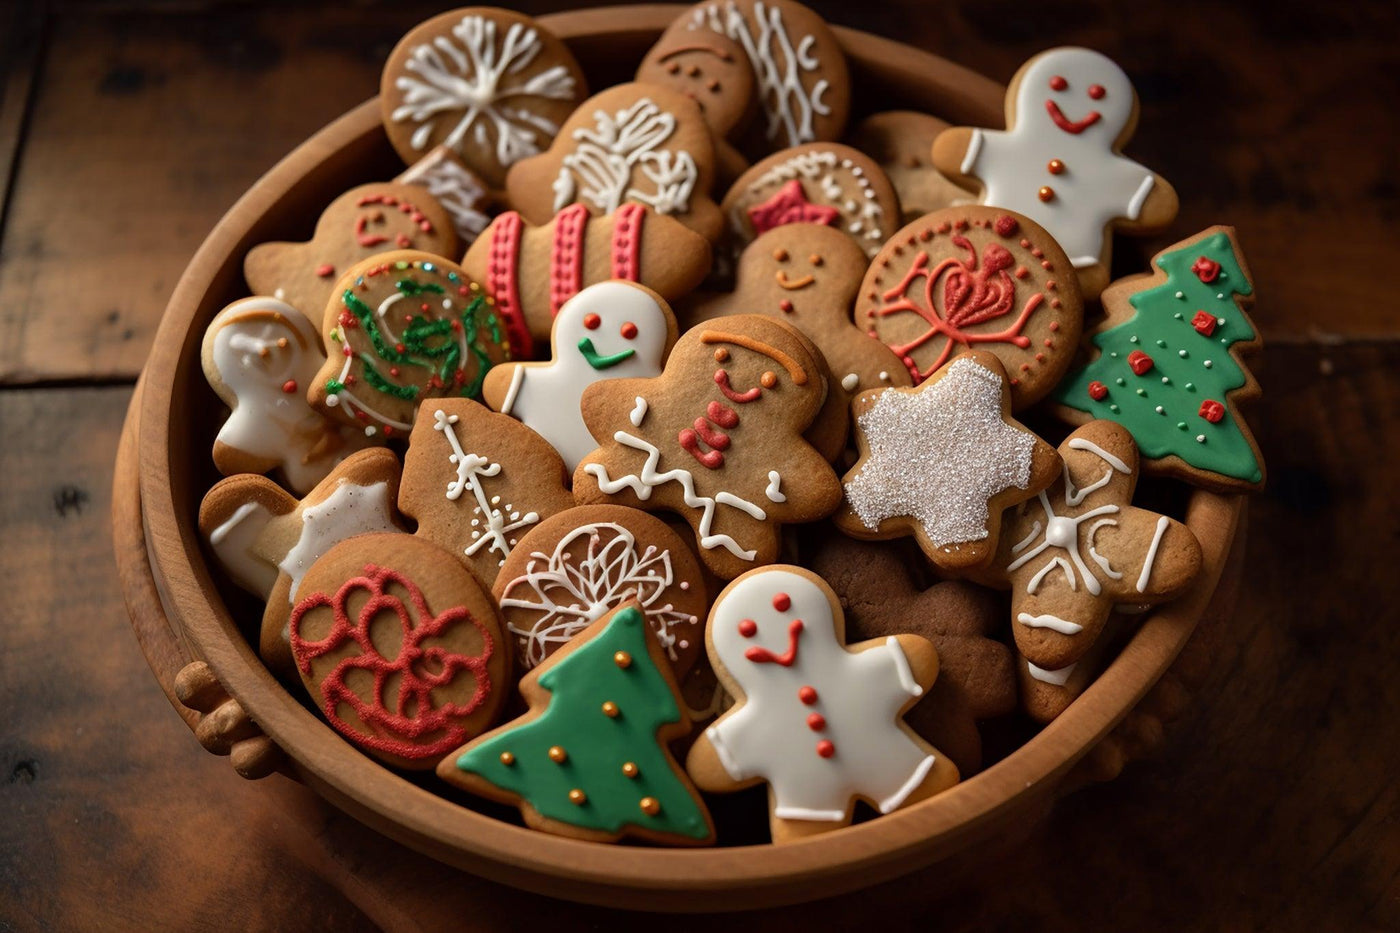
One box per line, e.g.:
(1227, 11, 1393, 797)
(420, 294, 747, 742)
(1087, 380, 1108, 401)
(1191, 310, 1217, 336)
(738, 619, 757, 637)
(610, 203, 645, 280)
(744, 619, 803, 667)
(691, 415, 731, 451)
(706, 400, 739, 428)
(746, 179, 840, 235)
(993, 215, 1018, 237)
(1191, 256, 1221, 283)
(1128, 350, 1154, 376)
(1199, 399, 1225, 423)
(1049, 75, 1067, 91)
(620, 322, 638, 339)
(583, 313, 601, 330)
(1088, 84, 1105, 99)
(678, 429, 725, 469)
(816, 739, 835, 758)
(1044, 99, 1101, 134)
(550, 203, 588, 317)
(714, 369, 762, 403)
(798, 686, 818, 705)
(281, 379, 298, 394)
(315, 263, 336, 278)
(288, 564, 494, 761)
(772, 592, 791, 612)
(806, 713, 827, 731)
(487, 212, 532, 359)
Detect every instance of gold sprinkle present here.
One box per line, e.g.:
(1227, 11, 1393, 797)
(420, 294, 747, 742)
(613, 651, 632, 669)
(498, 751, 515, 766)
(1038, 185, 1055, 202)
(622, 761, 639, 778)
(640, 796, 661, 816)
(569, 788, 587, 805)
(548, 745, 567, 763)
(602, 701, 620, 718)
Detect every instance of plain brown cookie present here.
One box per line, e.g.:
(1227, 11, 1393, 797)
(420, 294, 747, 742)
(636, 23, 757, 142)
(851, 111, 973, 221)
(244, 182, 459, 323)
(288, 532, 510, 770)
(399, 399, 575, 588)
(380, 7, 587, 190)
(857, 205, 1084, 408)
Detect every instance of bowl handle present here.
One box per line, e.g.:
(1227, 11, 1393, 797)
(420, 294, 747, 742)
(173, 660, 283, 780)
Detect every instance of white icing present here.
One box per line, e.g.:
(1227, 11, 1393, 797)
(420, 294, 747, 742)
(741, 149, 886, 249)
(499, 363, 525, 416)
(397, 148, 491, 243)
(1016, 612, 1084, 635)
(1136, 515, 1170, 593)
(629, 395, 648, 426)
(707, 569, 935, 821)
(495, 282, 670, 470)
(278, 481, 399, 602)
(1066, 437, 1131, 475)
(207, 501, 278, 597)
(1027, 659, 1076, 686)
(844, 358, 1035, 546)
(498, 521, 698, 668)
(391, 14, 576, 169)
(960, 48, 1156, 268)
(432, 409, 539, 565)
(552, 96, 698, 216)
(841, 372, 860, 392)
(764, 470, 786, 503)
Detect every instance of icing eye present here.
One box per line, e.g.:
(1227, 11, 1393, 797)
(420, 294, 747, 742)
(772, 592, 791, 612)
(737, 619, 757, 638)
(620, 322, 638, 339)
(583, 313, 601, 330)
(773, 248, 789, 262)
(808, 254, 823, 267)
(713, 348, 729, 362)
(1049, 75, 1067, 91)
(1088, 84, 1105, 99)
(666, 62, 680, 75)
(760, 371, 777, 388)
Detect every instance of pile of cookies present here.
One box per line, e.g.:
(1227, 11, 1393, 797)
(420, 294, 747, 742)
(196, 2, 1264, 846)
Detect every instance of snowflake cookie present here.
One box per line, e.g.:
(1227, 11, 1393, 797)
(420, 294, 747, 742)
(835, 351, 1061, 571)
(686, 566, 959, 842)
(380, 8, 587, 189)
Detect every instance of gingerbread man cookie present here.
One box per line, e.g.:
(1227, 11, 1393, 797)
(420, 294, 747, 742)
(858, 205, 1084, 408)
(381, 8, 587, 190)
(395, 146, 493, 246)
(852, 111, 973, 221)
(481, 281, 679, 471)
(288, 533, 509, 770)
(836, 351, 1061, 571)
(438, 600, 716, 845)
(637, 22, 757, 143)
(932, 47, 1179, 299)
(461, 204, 711, 358)
(506, 82, 724, 242)
(201, 296, 370, 495)
(198, 448, 407, 676)
(720, 142, 900, 259)
(244, 183, 459, 321)
(575, 314, 842, 580)
(495, 505, 709, 679)
(399, 399, 574, 587)
(977, 421, 1202, 721)
(307, 250, 512, 438)
(686, 566, 959, 842)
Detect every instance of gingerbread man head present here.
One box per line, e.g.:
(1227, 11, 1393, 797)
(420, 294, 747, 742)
(1014, 48, 1139, 149)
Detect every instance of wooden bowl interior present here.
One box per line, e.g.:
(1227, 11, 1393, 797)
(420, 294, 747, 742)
(134, 4, 1242, 911)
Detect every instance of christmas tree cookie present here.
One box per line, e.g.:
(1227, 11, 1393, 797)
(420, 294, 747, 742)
(1052, 226, 1264, 492)
(437, 601, 715, 845)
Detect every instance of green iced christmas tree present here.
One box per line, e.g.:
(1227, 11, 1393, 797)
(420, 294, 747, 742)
(1054, 227, 1263, 488)
(444, 605, 712, 843)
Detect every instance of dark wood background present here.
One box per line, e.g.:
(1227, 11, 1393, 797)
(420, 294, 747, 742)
(2, 1, 1396, 929)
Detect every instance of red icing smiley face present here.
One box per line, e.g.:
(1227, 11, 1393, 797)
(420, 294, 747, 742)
(1044, 74, 1103, 135)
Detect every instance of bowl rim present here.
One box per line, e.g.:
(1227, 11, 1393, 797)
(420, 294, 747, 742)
(134, 3, 1245, 910)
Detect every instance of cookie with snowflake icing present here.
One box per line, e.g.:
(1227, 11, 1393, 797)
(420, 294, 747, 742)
(306, 250, 512, 439)
(975, 420, 1202, 721)
(380, 8, 587, 190)
(244, 183, 459, 323)
(835, 351, 1061, 571)
(399, 399, 574, 588)
(198, 448, 408, 677)
(494, 505, 709, 681)
(931, 47, 1179, 299)
(505, 82, 724, 242)
(857, 205, 1084, 409)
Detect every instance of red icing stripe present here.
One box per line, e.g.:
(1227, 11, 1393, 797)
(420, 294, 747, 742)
(486, 212, 532, 359)
(551, 204, 589, 317)
(611, 203, 645, 281)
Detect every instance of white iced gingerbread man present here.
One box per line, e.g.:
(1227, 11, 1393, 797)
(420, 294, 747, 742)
(933, 47, 1178, 298)
(686, 566, 959, 842)
(482, 281, 678, 471)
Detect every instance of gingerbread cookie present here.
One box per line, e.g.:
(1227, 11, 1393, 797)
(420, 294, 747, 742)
(381, 8, 587, 190)
(720, 142, 900, 259)
(857, 205, 1084, 408)
(505, 82, 723, 242)
(575, 315, 842, 579)
(461, 204, 711, 357)
(693, 224, 911, 397)
(198, 448, 407, 675)
(307, 250, 511, 438)
(931, 47, 1179, 299)
(974, 422, 1202, 722)
(1052, 226, 1265, 493)
(244, 183, 459, 321)
(836, 352, 1061, 571)
(637, 23, 756, 142)
(495, 505, 708, 680)
(686, 566, 959, 841)
(201, 296, 370, 495)
(852, 111, 972, 221)
(399, 399, 574, 587)
(437, 600, 715, 845)
(481, 281, 678, 471)
(685, 0, 849, 151)
(288, 533, 509, 769)
(396, 146, 493, 246)
(808, 537, 1015, 775)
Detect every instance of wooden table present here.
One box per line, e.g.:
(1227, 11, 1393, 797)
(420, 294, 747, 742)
(2, 2, 1396, 929)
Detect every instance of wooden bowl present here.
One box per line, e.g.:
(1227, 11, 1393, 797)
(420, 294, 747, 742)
(118, 4, 1247, 911)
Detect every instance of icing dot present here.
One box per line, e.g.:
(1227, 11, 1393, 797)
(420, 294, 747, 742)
(640, 796, 661, 816)
(993, 214, 1019, 236)
(620, 321, 638, 339)
(548, 746, 567, 763)
(737, 619, 757, 638)
(583, 313, 601, 330)
(1049, 75, 1068, 91)
(622, 761, 639, 778)
(1088, 83, 1106, 99)
(772, 593, 791, 612)
(1047, 159, 1065, 175)
(713, 348, 729, 362)
(807, 713, 827, 731)
(761, 371, 778, 388)
(1197, 435, 1207, 443)
(281, 379, 298, 394)
(816, 740, 836, 758)
(1038, 186, 1055, 202)
(601, 701, 620, 718)
(798, 686, 818, 705)
(613, 651, 632, 669)
(499, 751, 515, 766)
(569, 789, 587, 805)
(1203, 360, 1214, 369)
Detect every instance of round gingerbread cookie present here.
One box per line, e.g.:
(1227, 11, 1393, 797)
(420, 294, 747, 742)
(380, 7, 587, 190)
(307, 250, 513, 439)
(494, 505, 709, 680)
(857, 205, 1084, 408)
(288, 532, 510, 770)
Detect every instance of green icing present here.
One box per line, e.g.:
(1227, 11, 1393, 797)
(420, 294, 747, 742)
(1053, 231, 1262, 483)
(453, 607, 709, 840)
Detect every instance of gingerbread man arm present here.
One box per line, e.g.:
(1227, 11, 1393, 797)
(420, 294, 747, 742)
(930, 126, 984, 193)
(849, 633, 940, 699)
(1123, 172, 1179, 233)
(685, 703, 763, 793)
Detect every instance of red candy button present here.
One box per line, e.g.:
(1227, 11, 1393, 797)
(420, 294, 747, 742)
(1192, 310, 1217, 336)
(1191, 256, 1221, 283)
(1088, 380, 1108, 401)
(816, 740, 835, 758)
(1128, 350, 1154, 376)
(1199, 400, 1225, 423)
